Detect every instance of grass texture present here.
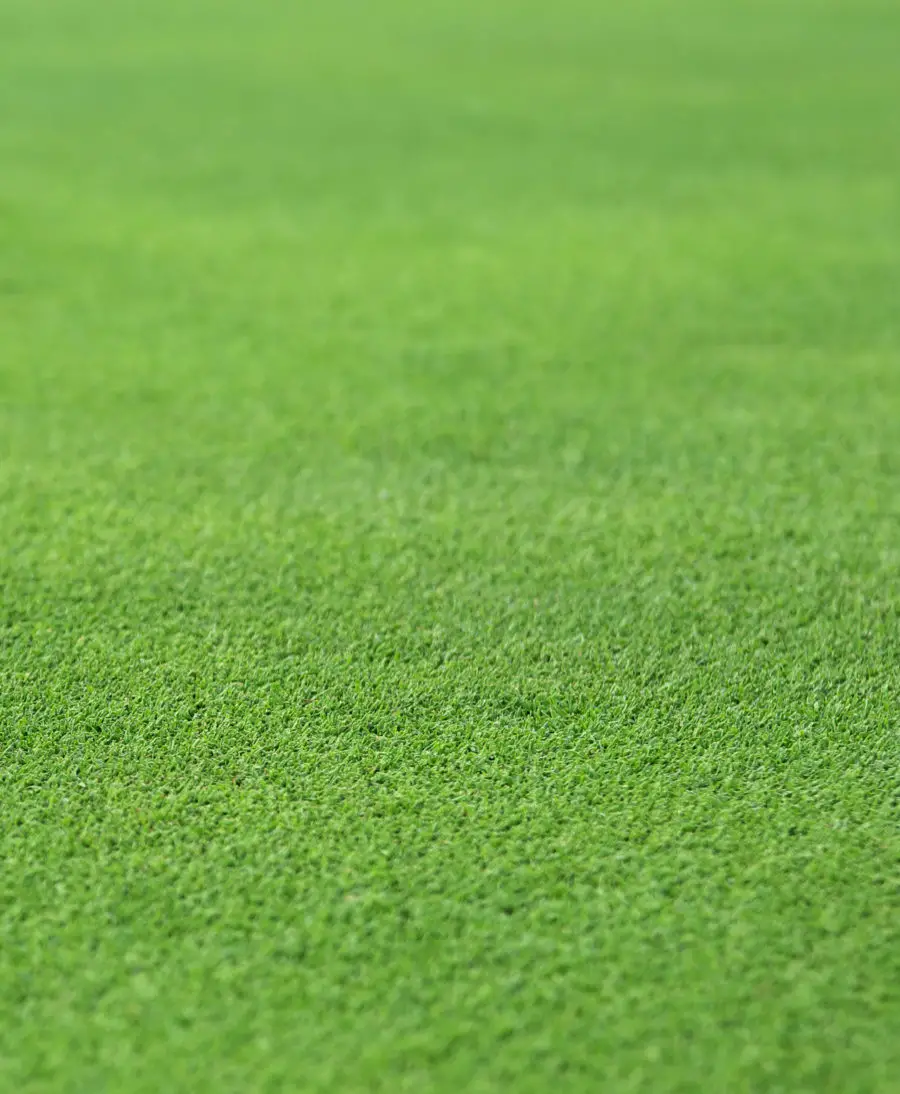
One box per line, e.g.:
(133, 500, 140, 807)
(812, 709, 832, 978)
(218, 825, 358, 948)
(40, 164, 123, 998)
(1, 1, 899, 1090)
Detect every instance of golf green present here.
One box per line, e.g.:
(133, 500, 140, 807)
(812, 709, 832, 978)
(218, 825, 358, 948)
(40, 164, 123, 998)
(1, 1, 898, 1090)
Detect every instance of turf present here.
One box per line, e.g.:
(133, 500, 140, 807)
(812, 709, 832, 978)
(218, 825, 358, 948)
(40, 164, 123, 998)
(1, 0, 899, 1090)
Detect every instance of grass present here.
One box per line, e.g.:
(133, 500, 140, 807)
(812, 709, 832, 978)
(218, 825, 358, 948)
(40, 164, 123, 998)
(1, 0, 899, 1090)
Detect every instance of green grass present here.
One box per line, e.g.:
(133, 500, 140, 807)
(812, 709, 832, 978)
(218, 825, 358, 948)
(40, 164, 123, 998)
(2, 0, 899, 1090)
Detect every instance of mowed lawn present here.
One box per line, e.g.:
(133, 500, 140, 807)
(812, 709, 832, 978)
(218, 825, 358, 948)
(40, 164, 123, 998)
(1, 0, 899, 1090)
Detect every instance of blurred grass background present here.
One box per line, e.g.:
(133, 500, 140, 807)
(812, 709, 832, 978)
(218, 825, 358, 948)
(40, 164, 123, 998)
(1, 1, 899, 1091)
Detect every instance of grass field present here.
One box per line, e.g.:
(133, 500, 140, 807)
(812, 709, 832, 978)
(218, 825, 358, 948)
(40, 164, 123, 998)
(2, 0, 899, 1090)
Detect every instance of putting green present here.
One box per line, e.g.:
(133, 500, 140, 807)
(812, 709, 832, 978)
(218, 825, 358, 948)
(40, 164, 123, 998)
(1, 1, 898, 1090)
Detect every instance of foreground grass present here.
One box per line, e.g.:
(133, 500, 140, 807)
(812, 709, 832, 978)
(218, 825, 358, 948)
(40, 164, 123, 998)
(1, 1, 899, 1090)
